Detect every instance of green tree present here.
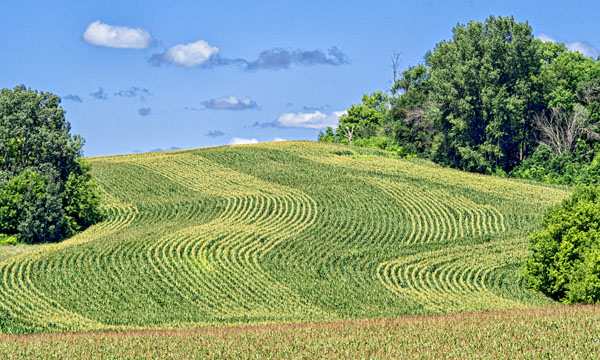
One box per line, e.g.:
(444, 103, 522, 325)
(0, 85, 103, 243)
(327, 15, 600, 185)
(426, 16, 543, 173)
(0, 169, 45, 235)
(387, 65, 433, 154)
(63, 159, 103, 236)
(335, 91, 390, 143)
(524, 186, 600, 303)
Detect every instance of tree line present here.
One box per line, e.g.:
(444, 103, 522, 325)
(320, 15, 600, 185)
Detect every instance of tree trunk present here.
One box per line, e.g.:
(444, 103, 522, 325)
(345, 125, 355, 145)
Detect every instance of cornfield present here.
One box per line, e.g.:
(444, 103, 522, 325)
(0, 141, 569, 333)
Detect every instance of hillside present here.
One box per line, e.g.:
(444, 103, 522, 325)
(0, 141, 569, 333)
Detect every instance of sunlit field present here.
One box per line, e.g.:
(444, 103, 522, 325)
(0, 141, 568, 334)
(1, 305, 598, 359)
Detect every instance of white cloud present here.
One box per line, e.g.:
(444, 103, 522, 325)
(152, 40, 220, 67)
(273, 137, 286, 142)
(536, 33, 556, 43)
(276, 110, 346, 129)
(229, 137, 259, 145)
(566, 41, 600, 59)
(83, 20, 153, 49)
(536, 33, 599, 59)
(202, 96, 257, 110)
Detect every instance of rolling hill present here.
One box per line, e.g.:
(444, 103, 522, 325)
(0, 141, 569, 333)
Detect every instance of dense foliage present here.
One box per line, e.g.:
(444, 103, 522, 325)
(321, 15, 600, 183)
(0, 85, 103, 243)
(524, 186, 600, 303)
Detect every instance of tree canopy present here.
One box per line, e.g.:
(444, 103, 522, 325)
(0, 85, 103, 243)
(320, 15, 600, 184)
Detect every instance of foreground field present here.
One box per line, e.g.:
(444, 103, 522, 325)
(1, 305, 598, 359)
(0, 141, 568, 333)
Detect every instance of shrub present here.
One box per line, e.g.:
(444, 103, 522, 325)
(0, 234, 18, 246)
(524, 186, 600, 303)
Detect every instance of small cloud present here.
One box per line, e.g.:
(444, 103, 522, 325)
(244, 46, 349, 71)
(251, 121, 277, 128)
(138, 107, 151, 116)
(115, 87, 152, 101)
(566, 41, 600, 59)
(183, 106, 199, 111)
(150, 40, 220, 67)
(202, 96, 258, 111)
(302, 105, 330, 112)
(273, 137, 286, 142)
(149, 146, 181, 153)
(83, 20, 153, 49)
(275, 110, 346, 129)
(536, 33, 556, 43)
(537, 33, 600, 59)
(286, 102, 294, 107)
(63, 94, 82, 102)
(229, 137, 259, 145)
(90, 87, 108, 100)
(206, 130, 225, 137)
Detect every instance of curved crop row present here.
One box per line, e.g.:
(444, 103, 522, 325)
(0, 142, 567, 333)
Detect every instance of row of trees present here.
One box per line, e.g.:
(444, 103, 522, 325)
(321, 16, 600, 184)
(0, 86, 103, 243)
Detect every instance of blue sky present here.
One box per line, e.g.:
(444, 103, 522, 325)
(1, 0, 599, 156)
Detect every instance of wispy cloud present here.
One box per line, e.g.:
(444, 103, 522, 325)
(273, 137, 286, 142)
(115, 87, 152, 101)
(302, 105, 330, 112)
(63, 94, 82, 103)
(537, 33, 600, 59)
(536, 33, 556, 43)
(243, 46, 349, 71)
(90, 87, 108, 100)
(566, 41, 600, 59)
(83, 20, 153, 49)
(275, 110, 346, 129)
(149, 146, 181, 152)
(206, 130, 225, 137)
(202, 96, 258, 111)
(229, 137, 258, 145)
(150, 41, 349, 71)
(138, 107, 151, 116)
(251, 121, 277, 128)
(150, 40, 220, 67)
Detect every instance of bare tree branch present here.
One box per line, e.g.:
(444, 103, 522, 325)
(578, 80, 600, 106)
(390, 52, 403, 95)
(535, 105, 598, 155)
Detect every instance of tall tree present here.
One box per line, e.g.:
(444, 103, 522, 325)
(426, 16, 543, 173)
(0, 85, 103, 243)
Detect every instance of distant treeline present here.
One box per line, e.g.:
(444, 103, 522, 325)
(320, 16, 600, 185)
